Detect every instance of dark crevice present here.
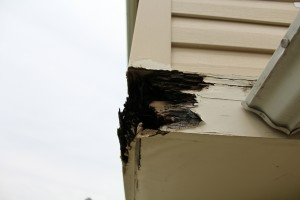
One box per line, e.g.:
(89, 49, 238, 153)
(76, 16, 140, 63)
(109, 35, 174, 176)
(117, 67, 212, 164)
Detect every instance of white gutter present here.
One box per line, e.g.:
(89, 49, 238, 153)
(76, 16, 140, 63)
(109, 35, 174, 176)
(242, 12, 300, 135)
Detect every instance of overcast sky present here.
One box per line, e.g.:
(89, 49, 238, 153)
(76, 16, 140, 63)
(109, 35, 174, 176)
(0, 1, 127, 199)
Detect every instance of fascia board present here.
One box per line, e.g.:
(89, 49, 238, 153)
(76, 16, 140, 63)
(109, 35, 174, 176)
(243, 12, 300, 135)
(134, 131, 300, 200)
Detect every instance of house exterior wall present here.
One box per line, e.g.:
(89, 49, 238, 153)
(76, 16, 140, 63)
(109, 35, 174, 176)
(171, 0, 299, 77)
(121, 0, 300, 199)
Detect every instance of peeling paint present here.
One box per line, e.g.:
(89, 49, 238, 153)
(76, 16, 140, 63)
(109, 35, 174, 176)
(117, 67, 211, 164)
(139, 128, 169, 138)
(136, 138, 141, 170)
(204, 76, 255, 88)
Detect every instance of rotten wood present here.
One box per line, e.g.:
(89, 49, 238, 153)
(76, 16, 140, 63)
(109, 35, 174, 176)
(118, 67, 211, 163)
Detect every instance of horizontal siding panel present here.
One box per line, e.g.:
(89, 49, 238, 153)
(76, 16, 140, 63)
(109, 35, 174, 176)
(172, 47, 272, 77)
(172, 0, 299, 26)
(172, 17, 287, 53)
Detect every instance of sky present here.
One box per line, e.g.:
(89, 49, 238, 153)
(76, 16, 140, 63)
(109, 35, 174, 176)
(0, 0, 127, 199)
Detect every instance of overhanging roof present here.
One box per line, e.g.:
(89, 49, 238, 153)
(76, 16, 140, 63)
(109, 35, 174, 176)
(243, 12, 300, 135)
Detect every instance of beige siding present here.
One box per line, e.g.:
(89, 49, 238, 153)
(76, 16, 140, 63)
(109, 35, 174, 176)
(172, 0, 299, 26)
(172, 17, 287, 53)
(172, 47, 271, 77)
(171, 0, 299, 77)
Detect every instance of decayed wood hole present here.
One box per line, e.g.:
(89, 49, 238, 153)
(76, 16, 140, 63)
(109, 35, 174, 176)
(117, 67, 211, 164)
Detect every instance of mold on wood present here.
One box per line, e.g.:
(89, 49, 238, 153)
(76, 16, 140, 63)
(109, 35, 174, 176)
(118, 67, 211, 164)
